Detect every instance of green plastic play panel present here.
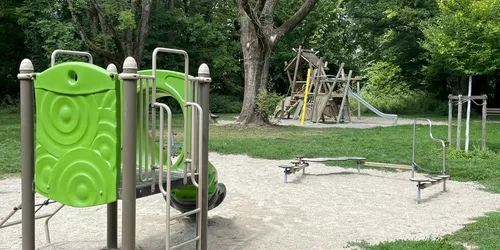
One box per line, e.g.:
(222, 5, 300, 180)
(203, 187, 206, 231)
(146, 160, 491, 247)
(32, 64, 219, 208)
(34, 62, 121, 207)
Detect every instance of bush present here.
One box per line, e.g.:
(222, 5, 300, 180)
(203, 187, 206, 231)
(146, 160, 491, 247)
(210, 95, 243, 113)
(353, 61, 447, 115)
(0, 95, 20, 114)
(256, 90, 283, 117)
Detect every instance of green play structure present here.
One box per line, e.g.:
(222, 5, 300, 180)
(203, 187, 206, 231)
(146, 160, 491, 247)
(32, 63, 224, 209)
(6, 49, 224, 250)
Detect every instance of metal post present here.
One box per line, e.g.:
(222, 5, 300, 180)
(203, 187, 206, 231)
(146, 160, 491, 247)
(456, 95, 462, 150)
(448, 96, 452, 145)
(19, 59, 35, 250)
(412, 120, 417, 178)
(357, 81, 361, 121)
(106, 64, 118, 250)
(417, 186, 421, 204)
(195, 64, 211, 250)
(120, 57, 138, 250)
(482, 95, 487, 151)
(465, 76, 472, 152)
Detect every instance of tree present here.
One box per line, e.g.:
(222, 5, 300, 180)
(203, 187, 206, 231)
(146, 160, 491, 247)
(67, 0, 152, 69)
(421, 0, 500, 77)
(235, 0, 319, 125)
(0, 0, 28, 99)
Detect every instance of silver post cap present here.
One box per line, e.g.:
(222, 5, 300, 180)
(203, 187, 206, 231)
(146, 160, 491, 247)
(196, 63, 212, 83)
(20, 59, 34, 72)
(106, 63, 118, 73)
(198, 63, 210, 77)
(123, 57, 137, 71)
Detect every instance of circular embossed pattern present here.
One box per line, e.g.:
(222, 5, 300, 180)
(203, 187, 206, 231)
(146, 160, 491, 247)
(49, 148, 115, 207)
(93, 109, 119, 169)
(38, 91, 98, 158)
(34, 149, 57, 196)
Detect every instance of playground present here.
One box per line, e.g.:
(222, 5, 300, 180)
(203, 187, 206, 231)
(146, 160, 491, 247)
(2, 152, 500, 249)
(1, 47, 500, 250)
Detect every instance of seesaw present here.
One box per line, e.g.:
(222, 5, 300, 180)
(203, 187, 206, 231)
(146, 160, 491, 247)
(279, 119, 450, 204)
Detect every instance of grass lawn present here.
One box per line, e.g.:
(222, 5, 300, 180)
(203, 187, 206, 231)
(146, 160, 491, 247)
(1, 111, 500, 249)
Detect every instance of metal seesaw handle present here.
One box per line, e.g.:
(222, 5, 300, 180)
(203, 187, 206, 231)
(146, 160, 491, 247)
(412, 118, 446, 178)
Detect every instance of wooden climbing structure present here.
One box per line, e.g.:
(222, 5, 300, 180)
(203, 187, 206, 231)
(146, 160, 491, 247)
(275, 46, 398, 124)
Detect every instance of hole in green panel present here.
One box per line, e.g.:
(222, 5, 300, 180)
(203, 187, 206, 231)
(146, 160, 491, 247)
(68, 70, 78, 85)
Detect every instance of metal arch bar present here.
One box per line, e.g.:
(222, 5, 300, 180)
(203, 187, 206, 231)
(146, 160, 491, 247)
(51, 50, 93, 66)
(151, 47, 190, 185)
(412, 118, 447, 178)
(154, 102, 173, 249)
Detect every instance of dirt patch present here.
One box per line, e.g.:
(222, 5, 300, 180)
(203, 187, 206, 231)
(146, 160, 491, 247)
(216, 116, 447, 129)
(1, 153, 500, 249)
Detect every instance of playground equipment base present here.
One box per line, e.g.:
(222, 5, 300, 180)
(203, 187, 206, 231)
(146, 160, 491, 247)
(278, 156, 366, 183)
(117, 169, 197, 199)
(279, 156, 448, 204)
(410, 175, 450, 204)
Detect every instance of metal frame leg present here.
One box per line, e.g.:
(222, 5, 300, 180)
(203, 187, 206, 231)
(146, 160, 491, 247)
(44, 204, 65, 243)
(107, 202, 118, 249)
(120, 57, 138, 250)
(19, 59, 35, 250)
(417, 185, 421, 204)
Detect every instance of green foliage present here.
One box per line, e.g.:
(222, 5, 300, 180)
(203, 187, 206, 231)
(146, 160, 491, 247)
(344, 0, 439, 90)
(358, 61, 446, 114)
(421, 0, 500, 76)
(256, 90, 283, 117)
(116, 9, 136, 31)
(444, 211, 500, 249)
(145, 1, 242, 96)
(17, 0, 84, 69)
(210, 95, 243, 114)
(348, 238, 463, 250)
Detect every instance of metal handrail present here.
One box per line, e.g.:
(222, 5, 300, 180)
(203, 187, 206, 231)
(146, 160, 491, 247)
(51, 50, 93, 66)
(412, 118, 446, 178)
(155, 102, 173, 197)
(186, 101, 203, 188)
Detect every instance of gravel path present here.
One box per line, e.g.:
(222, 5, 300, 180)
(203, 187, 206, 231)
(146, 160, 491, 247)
(216, 116, 448, 129)
(2, 153, 500, 250)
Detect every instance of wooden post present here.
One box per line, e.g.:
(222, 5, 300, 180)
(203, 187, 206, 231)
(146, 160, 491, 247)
(310, 58, 322, 122)
(456, 95, 462, 150)
(336, 70, 353, 124)
(448, 95, 452, 145)
(482, 95, 487, 151)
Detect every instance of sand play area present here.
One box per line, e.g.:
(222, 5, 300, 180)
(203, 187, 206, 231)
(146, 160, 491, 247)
(2, 152, 500, 249)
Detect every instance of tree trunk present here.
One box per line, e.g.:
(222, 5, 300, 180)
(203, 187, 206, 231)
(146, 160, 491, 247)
(236, 15, 271, 125)
(235, 0, 318, 125)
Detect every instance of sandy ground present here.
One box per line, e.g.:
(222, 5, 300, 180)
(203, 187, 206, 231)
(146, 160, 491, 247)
(215, 116, 448, 129)
(2, 153, 500, 250)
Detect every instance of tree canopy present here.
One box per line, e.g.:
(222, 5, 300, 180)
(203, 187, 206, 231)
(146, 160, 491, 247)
(2, 0, 500, 111)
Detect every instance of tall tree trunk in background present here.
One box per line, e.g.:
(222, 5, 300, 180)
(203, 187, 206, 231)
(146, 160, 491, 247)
(67, 0, 152, 69)
(235, 0, 319, 125)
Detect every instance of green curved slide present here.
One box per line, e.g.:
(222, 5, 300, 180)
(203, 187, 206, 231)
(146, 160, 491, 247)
(32, 62, 225, 212)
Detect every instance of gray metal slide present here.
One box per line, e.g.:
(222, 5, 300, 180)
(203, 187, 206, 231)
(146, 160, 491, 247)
(347, 88, 398, 123)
